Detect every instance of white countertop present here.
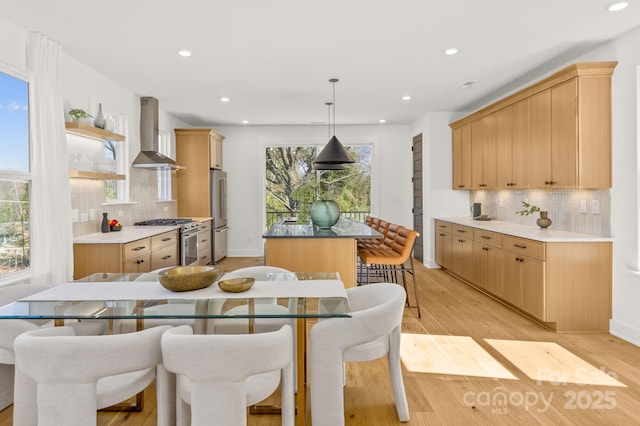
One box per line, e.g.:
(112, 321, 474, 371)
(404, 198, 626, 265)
(437, 217, 612, 242)
(73, 225, 181, 244)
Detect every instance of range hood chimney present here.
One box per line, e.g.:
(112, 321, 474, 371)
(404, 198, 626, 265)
(132, 97, 183, 170)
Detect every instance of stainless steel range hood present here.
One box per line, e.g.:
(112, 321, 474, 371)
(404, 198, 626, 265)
(132, 97, 184, 170)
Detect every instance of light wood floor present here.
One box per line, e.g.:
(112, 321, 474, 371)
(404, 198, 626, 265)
(2, 256, 640, 425)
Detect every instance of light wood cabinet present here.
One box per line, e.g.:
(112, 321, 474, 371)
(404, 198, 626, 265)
(472, 228, 503, 292)
(196, 220, 213, 265)
(470, 114, 497, 189)
(495, 100, 530, 188)
(434, 220, 611, 332)
(502, 237, 545, 320)
(452, 125, 472, 190)
(434, 220, 452, 269)
(450, 224, 473, 281)
(175, 128, 225, 217)
(450, 62, 615, 189)
(73, 230, 179, 278)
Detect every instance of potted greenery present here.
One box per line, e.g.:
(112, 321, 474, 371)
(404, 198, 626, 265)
(68, 108, 93, 122)
(516, 201, 551, 228)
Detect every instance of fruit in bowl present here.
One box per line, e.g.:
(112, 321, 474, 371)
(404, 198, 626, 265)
(109, 219, 122, 231)
(158, 266, 224, 292)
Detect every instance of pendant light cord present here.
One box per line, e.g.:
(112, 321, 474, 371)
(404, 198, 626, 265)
(330, 78, 339, 137)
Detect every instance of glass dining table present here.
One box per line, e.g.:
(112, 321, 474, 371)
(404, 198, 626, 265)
(0, 271, 351, 426)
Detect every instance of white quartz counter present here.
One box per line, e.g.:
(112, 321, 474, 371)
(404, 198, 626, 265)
(73, 225, 181, 244)
(436, 217, 612, 243)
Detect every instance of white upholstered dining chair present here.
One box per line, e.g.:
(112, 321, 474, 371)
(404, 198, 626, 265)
(161, 324, 295, 426)
(309, 282, 409, 426)
(13, 324, 173, 426)
(0, 284, 106, 411)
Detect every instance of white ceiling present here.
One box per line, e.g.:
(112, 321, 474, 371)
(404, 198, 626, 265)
(2, 1, 640, 127)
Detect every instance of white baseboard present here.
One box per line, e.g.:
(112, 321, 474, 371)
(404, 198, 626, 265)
(610, 319, 640, 348)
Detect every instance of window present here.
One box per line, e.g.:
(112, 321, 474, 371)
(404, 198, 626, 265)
(157, 130, 172, 200)
(0, 69, 30, 281)
(265, 144, 372, 229)
(102, 106, 128, 203)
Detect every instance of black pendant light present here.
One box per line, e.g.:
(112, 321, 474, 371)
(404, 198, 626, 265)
(315, 101, 347, 170)
(313, 78, 355, 167)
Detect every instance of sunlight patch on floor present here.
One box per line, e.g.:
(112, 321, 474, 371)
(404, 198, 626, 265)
(485, 339, 626, 387)
(400, 333, 517, 379)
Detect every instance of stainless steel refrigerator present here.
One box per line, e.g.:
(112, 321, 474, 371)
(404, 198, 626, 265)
(210, 169, 228, 262)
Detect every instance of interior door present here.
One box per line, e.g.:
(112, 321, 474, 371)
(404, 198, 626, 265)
(412, 134, 423, 262)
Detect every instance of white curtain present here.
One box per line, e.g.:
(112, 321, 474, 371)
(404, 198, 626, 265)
(27, 33, 74, 285)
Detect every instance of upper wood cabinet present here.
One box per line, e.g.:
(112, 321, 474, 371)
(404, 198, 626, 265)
(452, 124, 472, 189)
(175, 128, 225, 217)
(450, 62, 616, 190)
(475, 114, 497, 189)
(495, 100, 530, 189)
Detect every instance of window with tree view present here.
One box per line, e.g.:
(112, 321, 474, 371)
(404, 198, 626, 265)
(0, 70, 30, 279)
(265, 145, 371, 229)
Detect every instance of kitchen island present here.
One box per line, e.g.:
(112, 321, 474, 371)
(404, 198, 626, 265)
(263, 217, 382, 287)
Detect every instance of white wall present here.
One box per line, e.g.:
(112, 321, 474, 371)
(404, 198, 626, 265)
(410, 113, 471, 267)
(215, 124, 412, 257)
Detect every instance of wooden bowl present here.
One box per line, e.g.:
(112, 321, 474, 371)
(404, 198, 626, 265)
(218, 277, 255, 293)
(158, 266, 223, 292)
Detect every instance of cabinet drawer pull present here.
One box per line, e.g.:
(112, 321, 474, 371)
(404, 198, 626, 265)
(201, 239, 208, 243)
(161, 255, 172, 260)
(136, 259, 145, 264)
(515, 257, 524, 262)
(132, 246, 147, 251)
(161, 237, 172, 242)
(456, 229, 466, 233)
(513, 243, 527, 249)
(481, 235, 492, 240)
(439, 233, 446, 237)
(458, 239, 465, 243)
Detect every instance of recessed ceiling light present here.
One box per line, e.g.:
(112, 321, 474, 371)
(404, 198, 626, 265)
(607, 1, 629, 11)
(177, 49, 192, 57)
(458, 81, 477, 90)
(220, 97, 230, 103)
(379, 119, 387, 124)
(241, 120, 249, 124)
(402, 95, 411, 101)
(444, 48, 459, 55)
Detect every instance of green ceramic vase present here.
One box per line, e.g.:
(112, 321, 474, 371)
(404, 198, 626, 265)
(310, 200, 340, 229)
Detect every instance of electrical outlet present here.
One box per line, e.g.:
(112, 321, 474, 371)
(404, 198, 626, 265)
(71, 209, 80, 223)
(163, 206, 169, 212)
(118, 210, 124, 218)
(592, 200, 600, 214)
(89, 209, 96, 220)
(580, 200, 588, 214)
(499, 198, 504, 207)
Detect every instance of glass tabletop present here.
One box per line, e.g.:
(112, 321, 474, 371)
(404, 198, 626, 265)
(0, 272, 350, 321)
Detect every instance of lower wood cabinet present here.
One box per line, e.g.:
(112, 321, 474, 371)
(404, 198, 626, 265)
(74, 230, 179, 278)
(434, 220, 611, 332)
(450, 224, 473, 281)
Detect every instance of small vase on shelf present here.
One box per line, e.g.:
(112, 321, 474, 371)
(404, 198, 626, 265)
(94, 103, 106, 129)
(101, 213, 110, 233)
(536, 211, 552, 229)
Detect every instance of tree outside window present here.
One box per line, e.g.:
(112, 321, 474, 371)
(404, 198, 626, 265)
(265, 145, 371, 228)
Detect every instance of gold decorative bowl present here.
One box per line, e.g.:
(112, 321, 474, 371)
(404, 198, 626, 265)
(158, 266, 223, 292)
(218, 277, 255, 293)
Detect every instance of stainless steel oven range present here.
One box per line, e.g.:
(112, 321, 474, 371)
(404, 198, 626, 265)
(134, 218, 200, 266)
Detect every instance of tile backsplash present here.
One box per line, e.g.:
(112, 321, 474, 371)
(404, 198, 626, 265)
(71, 168, 178, 237)
(470, 189, 610, 237)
